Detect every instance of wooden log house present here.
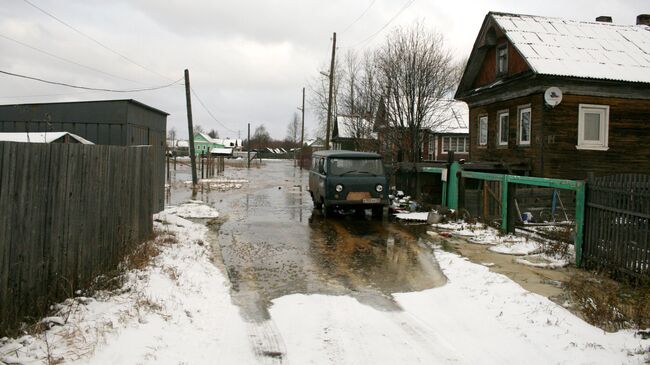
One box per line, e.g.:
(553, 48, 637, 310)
(455, 12, 650, 180)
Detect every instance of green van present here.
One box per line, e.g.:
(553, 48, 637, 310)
(308, 150, 389, 217)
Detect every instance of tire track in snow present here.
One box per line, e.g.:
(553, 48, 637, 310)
(389, 311, 464, 363)
(247, 319, 288, 364)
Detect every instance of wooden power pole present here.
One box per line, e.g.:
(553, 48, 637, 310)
(247, 122, 251, 169)
(184, 69, 198, 186)
(300, 87, 305, 170)
(325, 32, 336, 150)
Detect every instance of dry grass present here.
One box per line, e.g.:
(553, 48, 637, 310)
(567, 271, 650, 332)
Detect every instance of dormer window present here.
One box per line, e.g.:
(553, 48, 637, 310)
(496, 44, 508, 76)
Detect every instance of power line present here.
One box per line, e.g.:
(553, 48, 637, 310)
(0, 33, 144, 85)
(21, 0, 173, 82)
(190, 87, 238, 134)
(350, 0, 416, 48)
(0, 69, 183, 93)
(341, 0, 377, 33)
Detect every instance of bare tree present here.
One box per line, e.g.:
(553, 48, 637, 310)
(307, 57, 344, 141)
(167, 127, 177, 143)
(286, 112, 300, 145)
(251, 124, 271, 149)
(193, 124, 205, 135)
(376, 23, 457, 162)
(207, 129, 219, 139)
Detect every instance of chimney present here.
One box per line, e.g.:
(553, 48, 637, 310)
(637, 14, 650, 26)
(595, 16, 612, 23)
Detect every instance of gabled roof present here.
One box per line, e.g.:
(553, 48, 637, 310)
(429, 102, 469, 134)
(457, 12, 650, 97)
(0, 132, 93, 144)
(334, 115, 377, 140)
(493, 12, 650, 83)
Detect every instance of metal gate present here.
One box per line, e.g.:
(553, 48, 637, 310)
(584, 174, 650, 281)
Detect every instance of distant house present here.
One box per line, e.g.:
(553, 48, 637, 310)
(0, 132, 94, 144)
(455, 12, 650, 179)
(193, 133, 224, 156)
(331, 114, 378, 152)
(423, 102, 470, 161)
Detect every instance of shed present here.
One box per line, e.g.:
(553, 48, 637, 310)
(0, 99, 168, 211)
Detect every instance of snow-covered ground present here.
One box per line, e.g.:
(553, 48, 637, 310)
(1, 204, 648, 364)
(431, 220, 573, 268)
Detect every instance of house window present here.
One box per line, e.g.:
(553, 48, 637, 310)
(428, 135, 435, 160)
(497, 110, 509, 146)
(496, 44, 508, 75)
(518, 106, 531, 145)
(577, 104, 609, 150)
(478, 115, 488, 146)
(442, 136, 468, 153)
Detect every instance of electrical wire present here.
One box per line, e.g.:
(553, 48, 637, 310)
(350, 0, 416, 48)
(0, 33, 145, 85)
(190, 87, 238, 134)
(21, 0, 173, 82)
(341, 0, 377, 33)
(0, 69, 183, 93)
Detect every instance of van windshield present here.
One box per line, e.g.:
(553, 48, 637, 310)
(328, 158, 384, 176)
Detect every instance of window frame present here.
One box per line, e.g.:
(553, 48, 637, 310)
(577, 104, 609, 151)
(478, 115, 488, 147)
(518, 105, 532, 146)
(496, 43, 508, 76)
(497, 110, 509, 147)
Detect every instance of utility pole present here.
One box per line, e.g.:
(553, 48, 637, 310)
(325, 32, 336, 150)
(300, 87, 305, 170)
(247, 122, 251, 169)
(184, 69, 198, 186)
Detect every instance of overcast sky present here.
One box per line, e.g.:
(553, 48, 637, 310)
(1, 0, 646, 139)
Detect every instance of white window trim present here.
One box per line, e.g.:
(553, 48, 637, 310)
(518, 106, 532, 146)
(577, 104, 609, 151)
(478, 115, 488, 146)
(497, 110, 509, 146)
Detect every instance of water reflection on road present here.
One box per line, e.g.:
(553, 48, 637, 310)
(168, 160, 446, 322)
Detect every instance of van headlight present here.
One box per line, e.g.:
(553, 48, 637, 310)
(376, 184, 384, 192)
(335, 184, 344, 192)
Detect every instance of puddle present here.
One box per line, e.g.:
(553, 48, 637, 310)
(168, 162, 447, 322)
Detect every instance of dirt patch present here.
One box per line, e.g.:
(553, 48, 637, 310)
(442, 236, 572, 299)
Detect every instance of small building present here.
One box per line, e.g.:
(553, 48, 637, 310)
(0, 132, 94, 144)
(455, 12, 650, 179)
(0, 99, 168, 211)
(193, 133, 224, 156)
(332, 114, 379, 152)
(423, 102, 470, 161)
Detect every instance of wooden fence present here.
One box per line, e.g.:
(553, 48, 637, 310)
(0, 142, 156, 333)
(584, 174, 650, 281)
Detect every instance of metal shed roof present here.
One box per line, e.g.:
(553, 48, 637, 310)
(492, 12, 650, 83)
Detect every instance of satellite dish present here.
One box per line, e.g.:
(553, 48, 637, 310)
(544, 87, 563, 107)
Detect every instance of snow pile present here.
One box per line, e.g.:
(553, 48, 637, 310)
(394, 212, 429, 221)
(431, 220, 571, 267)
(165, 200, 219, 219)
(0, 210, 255, 365)
(183, 178, 248, 191)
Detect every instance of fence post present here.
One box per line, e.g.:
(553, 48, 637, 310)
(500, 176, 509, 231)
(574, 180, 586, 267)
(447, 162, 460, 209)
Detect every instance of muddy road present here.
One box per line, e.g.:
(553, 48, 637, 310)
(168, 160, 446, 322)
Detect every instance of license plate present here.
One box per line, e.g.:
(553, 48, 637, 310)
(362, 198, 380, 204)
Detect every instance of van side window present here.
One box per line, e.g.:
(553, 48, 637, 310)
(318, 158, 325, 174)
